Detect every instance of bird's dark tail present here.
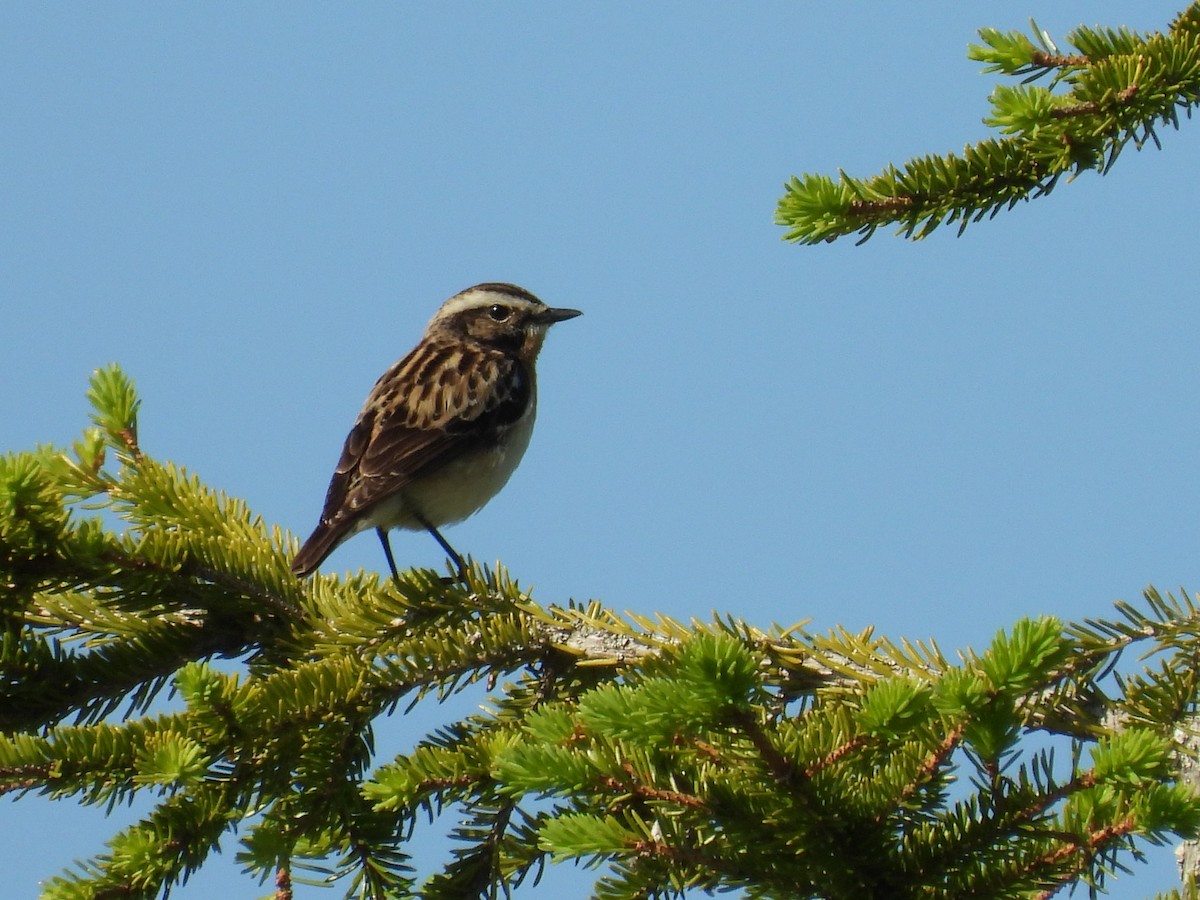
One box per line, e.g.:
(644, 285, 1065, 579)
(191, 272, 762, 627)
(290, 523, 346, 578)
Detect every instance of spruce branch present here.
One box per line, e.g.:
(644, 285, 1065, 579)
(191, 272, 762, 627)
(7, 369, 1200, 897)
(275, 865, 293, 900)
(1031, 51, 1090, 69)
(776, 4, 1200, 243)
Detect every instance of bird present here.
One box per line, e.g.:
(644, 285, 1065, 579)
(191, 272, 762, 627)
(291, 282, 581, 582)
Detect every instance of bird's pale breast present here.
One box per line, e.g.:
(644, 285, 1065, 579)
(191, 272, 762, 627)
(364, 401, 537, 533)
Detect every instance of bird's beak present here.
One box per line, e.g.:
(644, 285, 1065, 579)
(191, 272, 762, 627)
(536, 306, 583, 325)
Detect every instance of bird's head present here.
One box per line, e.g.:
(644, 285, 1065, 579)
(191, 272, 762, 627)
(427, 283, 582, 356)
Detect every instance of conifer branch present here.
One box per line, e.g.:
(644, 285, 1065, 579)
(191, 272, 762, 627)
(776, 4, 1200, 243)
(729, 707, 800, 786)
(1031, 818, 1139, 899)
(884, 723, 964, 816)
(7, 367, 1200, 897)
(1030, 51, 1090, 68)
(274, 865, 293, 900)
(604, 766, 708, 811)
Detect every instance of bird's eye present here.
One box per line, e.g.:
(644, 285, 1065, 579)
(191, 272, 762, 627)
(488, 304, 511, 321)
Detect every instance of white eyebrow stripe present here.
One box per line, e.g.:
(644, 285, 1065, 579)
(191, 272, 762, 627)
(430, 288, 543, 324)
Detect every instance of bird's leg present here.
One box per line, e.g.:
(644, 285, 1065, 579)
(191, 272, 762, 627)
(376, 527, 401, 583)
(412, 511, 468, 582)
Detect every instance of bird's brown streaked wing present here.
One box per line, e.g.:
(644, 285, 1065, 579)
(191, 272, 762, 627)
(347, 346, 531, 512)
(290, 343, 530, 576)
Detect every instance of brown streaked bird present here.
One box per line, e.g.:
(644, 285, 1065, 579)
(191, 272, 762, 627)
(291, 282, 581, 581)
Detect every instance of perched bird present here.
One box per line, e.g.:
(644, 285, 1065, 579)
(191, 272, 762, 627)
(291, 282, 581, 580)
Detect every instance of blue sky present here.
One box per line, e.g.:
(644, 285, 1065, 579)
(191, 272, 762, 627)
(3, 3, 1198, 897)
